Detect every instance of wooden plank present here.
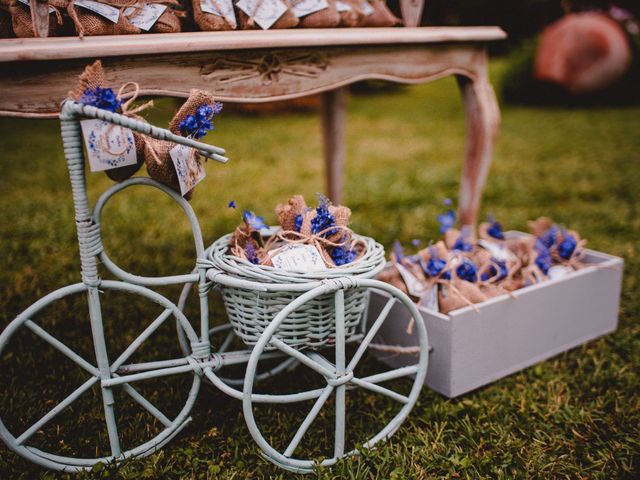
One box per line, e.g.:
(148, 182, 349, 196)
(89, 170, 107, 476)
(0, 27, 506, 63)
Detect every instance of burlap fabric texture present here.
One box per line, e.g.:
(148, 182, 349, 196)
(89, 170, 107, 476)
(9, 0, 70, 37)
(193, 0, 235, 31)
(0, 0, 14, 37)
(337, 0, 364, 27)
(237, 0, 299, 30)
(296, 0, 340, 28)
(145, 89, 216, 199)
(67, 0, 140, 37)
(125, 0, 182, 33)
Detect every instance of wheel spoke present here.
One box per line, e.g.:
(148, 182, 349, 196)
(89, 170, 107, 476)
(110, 308, 173, 372)
(15, 377, 99, 446)
(271, 338, 336, 380)
(219, 329, 235, 353)
(334, 290, 346, 458)
(24, 320, 99, 377)
(283, 385, 334, 458)
(350, 377, 409, 404)
(358, 364, 420, 385)
(347, 297, 396, 372)
(120, 381, 172, 427)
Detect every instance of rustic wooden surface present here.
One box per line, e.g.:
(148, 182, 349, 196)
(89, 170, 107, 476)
(0, 27, 505, 226)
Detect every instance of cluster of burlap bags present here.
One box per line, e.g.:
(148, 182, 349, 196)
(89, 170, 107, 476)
(1, 0, 182, 37)
(230, 194, 364, 268)
(378, 215, 586, 314)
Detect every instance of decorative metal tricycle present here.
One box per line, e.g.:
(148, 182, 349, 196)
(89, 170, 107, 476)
(0, 100, 429, 473)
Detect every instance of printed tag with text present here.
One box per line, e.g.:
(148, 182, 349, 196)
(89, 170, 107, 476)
(170, 144, 206, 196)
(236, 0, 287, 29)
(290, 0, 329, 18)
(269, 244, 326, 272)
(201, 0, 237, 28)
(80, 119, 137, 172)
(335, 0, 351, 12)
(74, 0, 120, 23)
(124, 4, 166, 31)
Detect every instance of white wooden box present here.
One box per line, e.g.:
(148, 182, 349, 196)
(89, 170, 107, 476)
(368, 236, 624, 398)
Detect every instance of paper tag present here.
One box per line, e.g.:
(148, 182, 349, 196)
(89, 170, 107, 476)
(335, 0, 351, 12)
(124, 4, 166, 31)
(236, 0, 287, 29)
(418, 285, 439, 312)
(17, 0, 55, 14)
(548, 265, 572, 280)
(479, 239, 517, 263)
(269, 244, 326, 272)
(80, 119, 137, 172)
(169, 144, 206, 196)
(290, 0, 329, 17)
(74, 0, 120, 23)
(200, 0, 237, 28)
(358, 0, 374, 15)
(396, 263, 430, 298)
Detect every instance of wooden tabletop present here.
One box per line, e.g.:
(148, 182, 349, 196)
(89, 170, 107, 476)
(0, 27, 507, 63)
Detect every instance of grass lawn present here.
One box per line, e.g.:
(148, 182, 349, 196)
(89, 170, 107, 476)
(0, 62, 638, 479)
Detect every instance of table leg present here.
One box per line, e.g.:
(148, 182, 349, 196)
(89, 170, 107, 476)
(456, 58, 500, 228)
(321, 87, 348, 204)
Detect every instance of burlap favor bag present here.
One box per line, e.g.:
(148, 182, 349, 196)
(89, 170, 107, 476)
(9, 0, 70, 37)
(70, 61, 148, 182)
(145, 89, 217, 199)
(295, 0, 340, 28)
(130, 0, 182, 33)
(359, 0, 400, 27)
(68, 0, 141, 37)
(336, 0, 363, 27)
(0, 0, 14, 37)
(193, 0, 236, 31)
(237, 0, 299, 30)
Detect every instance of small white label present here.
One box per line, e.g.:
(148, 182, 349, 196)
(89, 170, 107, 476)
(548, 265, 572, 280)
(80, 119, 137, 172)
(124, 4, 166, 31)
(236, 0, 287, 29)
(200, 0, 237, 28)
(74, 0, 120, 23)
(479, 239, 517, 263)
(17, 0, 55, 14)
(335, 0, 351, 12)
(418, 285, 439, 312)
(358, 0, 374, 15)
(395, 262, 429, 298)
(290, 0, 328, 18)
(169, 144, 206, 196)
(270, 244, 326, 272)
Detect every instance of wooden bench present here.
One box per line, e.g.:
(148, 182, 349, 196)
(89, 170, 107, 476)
(0, 26, 506, 225)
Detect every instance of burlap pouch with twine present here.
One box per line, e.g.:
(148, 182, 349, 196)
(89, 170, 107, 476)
(337, 0, 363, 27)
(295, 0, 340, 28)
(128, 0, 182, 33)
(9, 0, 70, 37)
(67, 0, 140, 37)
(237, 0, 299, 30)
(70, 60, 153, 182)
(193, 0, 235, 31)
(0, 0, 14, 37)
(359, 0, 401, 27)
(144, 89, 215, 199)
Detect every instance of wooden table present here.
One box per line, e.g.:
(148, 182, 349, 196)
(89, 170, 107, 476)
(0, 27, 505, 226)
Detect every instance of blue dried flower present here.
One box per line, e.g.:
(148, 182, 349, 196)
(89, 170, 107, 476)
(411, 239, 421, 247)
(421, 256, 447, 278)
(80, 87, 122, 112)
(178, 102, 222, 139)
(437, 209, 456, 234)
(452, 235, 474, 252)
(534, 240, 553, 275)
(179, 114, 198, 136)
(558, 233, 577, 260)
(212, 101, 223, 115)
(539, 225, 559, 249)
(332, 246, 357, 266)
(228, 200, 236, 209)
(243, 209, 267, 231)
(481, 259, 508, 282)
(196, 104, 214, 122)
(245, 243, 259, 264)
(487, 218, 505, 240)
(392, 240, 405, 263)
(311, 202, 337, 237)
(456, 258, 478, 283)
(443, 198, 453, 206)
(294, 214, 303, 232)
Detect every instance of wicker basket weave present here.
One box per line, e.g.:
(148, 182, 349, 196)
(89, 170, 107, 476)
(209, 230, 386, 350)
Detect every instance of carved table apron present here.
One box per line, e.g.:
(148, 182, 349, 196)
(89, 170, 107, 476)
(0, 27, 506, 226)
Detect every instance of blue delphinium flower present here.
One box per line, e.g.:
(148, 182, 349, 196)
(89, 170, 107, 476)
(411, 239, 421, 247)
(294, 214, 303, 232)
(456, 258, 478, 283)
(486, 215, 505, 240)
(558, 233, 577, 260)
(421, 256, 447, 278)
(228, 200, 236, 209)
(80, 87, 122, 112)
(332, 246, 357, 266)
(452, 235, 474, 252)
(539, 225, 559, 249)
(178, 101, 223, 139)
(392, 240, 405, 263)
(311, 194, 337, 237)
(245, 243, 259, 264)
(481, 259, 508, 282)
(534, 240, 553, 274)
(437, 209, 456, 234)
(243, 209, 267, 231)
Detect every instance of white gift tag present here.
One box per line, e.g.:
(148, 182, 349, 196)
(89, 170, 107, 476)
(124, 4, 166, 31)
(236, 0, 287, 29)
(548, 265, 572, 280)
(479, 239, 517, 263)
(80, 120, 137, 172)
(169, 144, 206, 196)
(74, 0, 120, 23)
(201, 0, 237, 28)
(269, 244, 326, 272)
(418, 285, 439, 312)
(358, 0, 374, 15)
(395, 262, 429, 298)
(335, 0, 351, 12)
(290, 0, 328, 18)
(17, 0, 55, 14)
